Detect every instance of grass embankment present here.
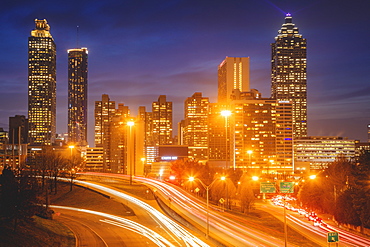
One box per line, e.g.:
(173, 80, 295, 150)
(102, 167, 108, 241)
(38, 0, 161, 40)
(0, 182, 133, 247)
(0, 212, 74, 247)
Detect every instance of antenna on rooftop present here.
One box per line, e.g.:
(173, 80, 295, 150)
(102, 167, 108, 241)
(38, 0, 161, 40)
(76, 25, 80, 48)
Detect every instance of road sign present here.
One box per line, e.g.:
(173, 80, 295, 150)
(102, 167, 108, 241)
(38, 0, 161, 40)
(279, 182, 294, 193)
(219, 198, 225, 203)
(327, 232, 339, 242)
(260, 182, 276, 193)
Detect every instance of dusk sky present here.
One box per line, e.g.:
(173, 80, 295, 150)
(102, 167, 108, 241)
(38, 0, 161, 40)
(0, 0, 369, 146)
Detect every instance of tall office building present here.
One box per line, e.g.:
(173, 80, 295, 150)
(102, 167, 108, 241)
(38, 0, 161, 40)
(218, 57, 250, 103)
(28, 19, 56, 145)
(94, 94, 116, 147)
(271, 14, 307, 138)
(207, 103, 229, 168)
(230, 89, 277, 171)
(181, 92, 209, 160)
(95, 94, 116, 171)
(151, 95, 173, 145)
(68, 48, 88, 146)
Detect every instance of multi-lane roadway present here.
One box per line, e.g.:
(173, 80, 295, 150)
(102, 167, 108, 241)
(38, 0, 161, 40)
(64, 173, 370, 247)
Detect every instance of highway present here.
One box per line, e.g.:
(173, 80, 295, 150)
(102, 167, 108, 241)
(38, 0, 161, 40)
(79, 172, 370, 247)
(52, 206, 160, 246)
(259, 201, 370, 247)
(79, 173, 298, 246)
(60, 178, 210, 247)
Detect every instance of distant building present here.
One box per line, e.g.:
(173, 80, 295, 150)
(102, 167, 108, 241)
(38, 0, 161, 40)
(218, 57, 250, 103)
(68, 48, 88, 146)
(294, 136, 355, 170)
(149, 145, 188, 178)
(28, 19, 56, 145)
(9, 115, 28, 144)
(271, 14, 307, 138)
(179, 92, 209, 161)
(94, 94, 116, 171)
(150, 95, 173, 145)
(85, 147, 103, 171)
(355, 140, 370, 158)
(230, 89, 293, 172)
(207, 103, 229, 168)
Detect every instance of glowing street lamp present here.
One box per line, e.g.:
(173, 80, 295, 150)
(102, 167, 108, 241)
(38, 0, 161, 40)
(247, 150, 253, 168)
(127, 121, 135, 185)
(221, 110, 232, 170)
(188, 176, 225, 239)
(68, 145, 74, 157)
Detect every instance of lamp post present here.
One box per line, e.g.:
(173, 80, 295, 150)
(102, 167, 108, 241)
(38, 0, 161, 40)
(247, 150, 253, 169)
(68, 145, 74, 158)
(188, 176, 225, 239)
(127, 121, 135, 185)
(68, 145, 75, 191)
(221, 110, 232, 170)
(141, 157, 146, 175)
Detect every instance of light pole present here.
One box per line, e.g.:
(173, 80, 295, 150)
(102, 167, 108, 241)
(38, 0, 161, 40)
(221, 110, 231, 170)
(127, 121, 134, 185)
(141, 157, 146, 175)
(189, 176, 225, 239)
(247, 150, 253, 169)
(68, 145, 74, 157)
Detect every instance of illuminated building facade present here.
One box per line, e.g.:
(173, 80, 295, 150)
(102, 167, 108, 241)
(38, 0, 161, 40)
(181, 92, 209, 160)
(85, 147, 103, 171)
(94, 94, 116, 171)
(218, 57, 250, 103)
(28, 19, 56, 145)
(68, 48, 88, 146)
(230, 90, 277, 171)
(275, 101, 293, 169)
(151, 95, 173, 145)
(94, 94, 116, 147)
(271, 14, 307, 138)
(294, 136, 355, 170)
(207, 103, 229, 168)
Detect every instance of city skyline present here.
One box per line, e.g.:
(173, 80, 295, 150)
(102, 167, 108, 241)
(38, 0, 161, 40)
(0, 1, 369, 146)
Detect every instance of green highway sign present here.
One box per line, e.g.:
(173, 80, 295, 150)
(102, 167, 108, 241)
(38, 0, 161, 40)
(260, 182, 276, 193)
(327, 232, 339, 243)
(279, 182, 294, 193)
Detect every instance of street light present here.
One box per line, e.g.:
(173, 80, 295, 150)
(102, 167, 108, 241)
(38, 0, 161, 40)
(220, 176, 228, 209)
(127, 121, 135, 185)
(188, 176, 225, 239)
(247, 150, 253, 168)
(141, 157, 146, 175)
(221, 110, 232, 170)
(68, 145, 74, 157)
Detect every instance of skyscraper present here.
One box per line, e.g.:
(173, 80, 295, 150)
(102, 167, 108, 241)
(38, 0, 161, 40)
(68, 48, 88, 146)
(28, 19, 56, 145)
(94, 94, 116, 147)
(218, 57, 250, 103)
(95, 94, 116, 171)
(271, 14, 307, 138)
(151, 95, 173, 145)
(181, 92, 209, 160)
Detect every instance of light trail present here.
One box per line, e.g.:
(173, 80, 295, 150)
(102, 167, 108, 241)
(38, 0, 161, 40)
(51, 205, 175, 247)
(60, 177, 209, 247)
(268, 199, 370, 247)
(80, 173, 289, 246)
